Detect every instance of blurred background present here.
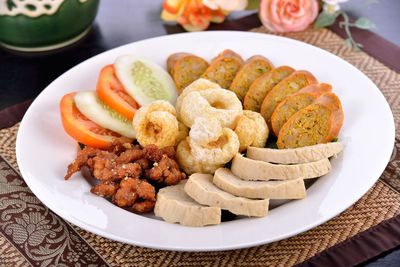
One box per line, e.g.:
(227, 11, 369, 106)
(1, 0, 399, 111)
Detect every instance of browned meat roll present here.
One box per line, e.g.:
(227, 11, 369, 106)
(271, 83, 332, 136)
(277, 92, 344, 149)
(260, 70, 318, 130)
(201, 49, 243, 89)
(243, 66, 295, 112)
(167, 52, 209, 94)
(229, 55, 273, 101)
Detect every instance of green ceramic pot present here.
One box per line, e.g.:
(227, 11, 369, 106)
(0, 0, 100, 51)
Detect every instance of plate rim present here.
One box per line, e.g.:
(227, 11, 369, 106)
(16, 31, 396, 251)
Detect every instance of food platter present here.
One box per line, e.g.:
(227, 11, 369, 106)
(16, 31, 395, 251)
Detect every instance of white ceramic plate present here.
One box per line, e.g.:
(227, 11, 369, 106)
(16, 31, 395, 251)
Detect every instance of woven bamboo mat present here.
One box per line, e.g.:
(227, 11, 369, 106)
(1, 26, 400, 266)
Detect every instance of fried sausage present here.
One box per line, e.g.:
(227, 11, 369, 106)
(201, 49, 243, 89)
(229, 55, 273, 101)
(271, 83, 332, 135)
(243, 66, 295, 112)
(277, 92, 344, 149)
(167, 53, 209, 94)
(260, 70, 318, 130)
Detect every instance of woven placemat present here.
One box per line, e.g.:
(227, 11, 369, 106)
(1, 124, 399, 266)
(1, 26, 400, 266)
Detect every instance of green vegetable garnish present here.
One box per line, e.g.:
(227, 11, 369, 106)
(78, 142, 86, 150)
(265, 136, 278, 149)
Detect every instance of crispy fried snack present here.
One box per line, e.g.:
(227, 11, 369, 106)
(116, 149, 144, 163)
(141, 144, 185, 185)
(92, 156, 142, 181)
(65, 146, 99, 180)
(179, 91, 210, 127)
(146, 100, 177, 116)
(234, 115, 257, 152)
(189, 116, 222, 145)
(175, 121, 189, 146)
(65, 146, 144, 181)
(91, 182, 119, 198)
(190, 128, 239, 165)
(176, 138, 223, 175)
(143, 144, 177, 162)
(180, 88, 242, 128)
(65, 143, 186, 213)
(199, 89, 242, 128)
(176, 78, 221, 117)
(145, 154, 186, 185)
(243, 110, 269, 148)
(139, 111, 178, 147)
(133, 101, 179, 148)
(112, 177, 156, 212)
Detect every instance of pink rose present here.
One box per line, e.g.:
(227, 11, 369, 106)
(260, 0, 319, 33)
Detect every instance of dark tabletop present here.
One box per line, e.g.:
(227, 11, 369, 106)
(1, 0, 400, 112)
(1, 0, 399, 265)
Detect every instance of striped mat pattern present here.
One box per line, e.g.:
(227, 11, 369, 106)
(1, 26, 400, 266)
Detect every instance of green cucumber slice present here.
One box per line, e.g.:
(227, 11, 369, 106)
(114, 55, 178, 106)
(74, 91, 136, 138)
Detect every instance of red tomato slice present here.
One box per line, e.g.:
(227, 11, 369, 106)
(60, 92, 122, 148)
(96, 65, 140, 120)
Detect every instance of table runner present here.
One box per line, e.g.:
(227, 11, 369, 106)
(1, 23, 400, 266)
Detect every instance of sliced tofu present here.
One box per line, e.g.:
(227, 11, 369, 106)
(184, 173, 269, 217)
(247, 142, 343, 164)
(231, 153, 331, 181)
(154, 180, 221, 227)
(214, 168, 306, 199)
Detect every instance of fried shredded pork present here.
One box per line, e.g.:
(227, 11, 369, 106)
(112, 177, 156, 212)
(91, 181, 119, 198)
(145, 155, 186, 185)
(65, 141, 185, 213)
